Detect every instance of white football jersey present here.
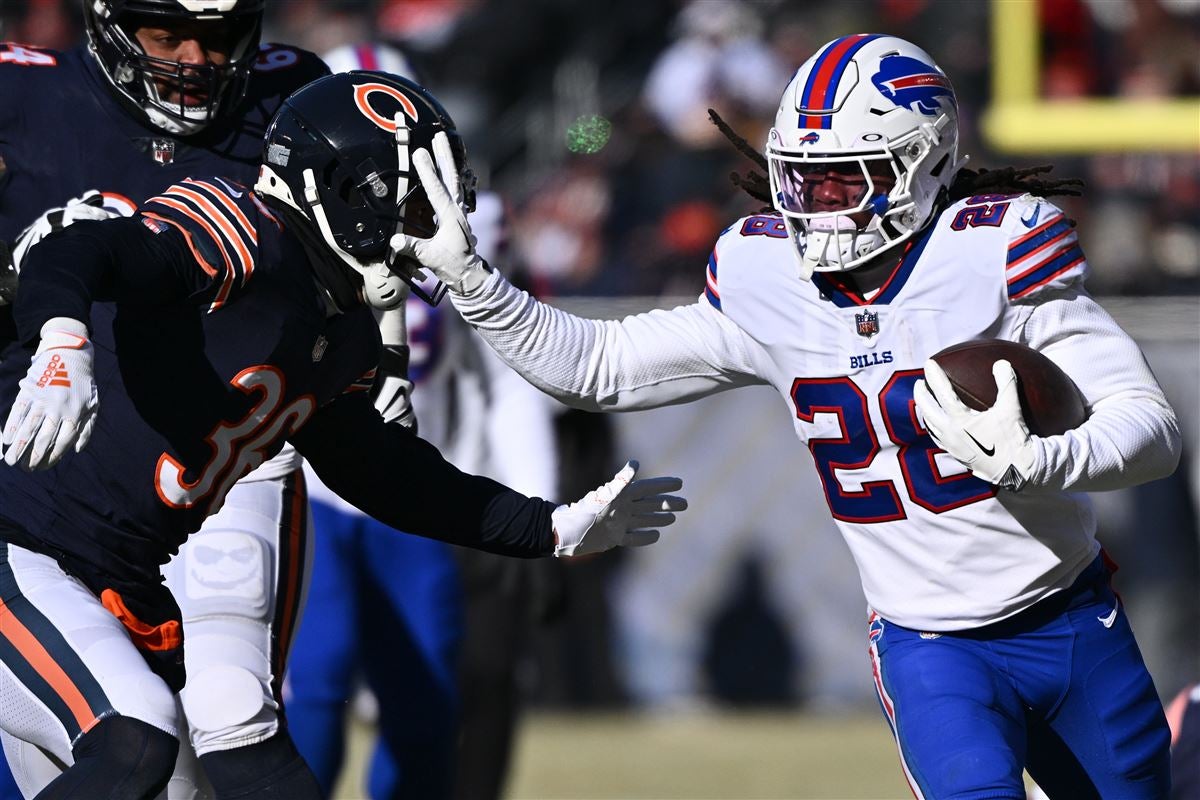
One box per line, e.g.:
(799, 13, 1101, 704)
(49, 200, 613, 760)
(454, 192, 1180, 630)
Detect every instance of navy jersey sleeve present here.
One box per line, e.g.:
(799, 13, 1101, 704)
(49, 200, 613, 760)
(290, 391, 557, 558)
(13, 215, 200, 344)
(138, 177, 275, 311)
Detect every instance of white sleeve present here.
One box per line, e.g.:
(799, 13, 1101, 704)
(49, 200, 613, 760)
(450, 270, 767, 411)
(1015, 288, 1181, 492)
(474, 332, 560, 498)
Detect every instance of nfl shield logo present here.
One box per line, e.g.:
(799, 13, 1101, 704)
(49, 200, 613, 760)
(151, 139, 175, 165)
(855, 310, 880, 338)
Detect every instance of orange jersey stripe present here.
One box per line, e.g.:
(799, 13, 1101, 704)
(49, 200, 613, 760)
(141, 213, 219, 279)
(164, 186, 254, 284)
(0, 597, 99, 733)
(145, 198, 237, 310)
(272, 472, 307, 691)
(183, 179, 258, 244)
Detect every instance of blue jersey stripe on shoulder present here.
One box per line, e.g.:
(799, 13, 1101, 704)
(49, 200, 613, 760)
(704, 286, 722, 311)
(1008, 244, 1084, 299)
(1007, 217, 1071, 264)
(1007, 244, 1086, 299)
(703, 249, 721, 310)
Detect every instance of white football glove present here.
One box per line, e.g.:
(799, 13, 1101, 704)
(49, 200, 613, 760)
(913, 359, 1041, 492)
(373, 344, 417, 431)
(551, 460, 687, 558)
(11, 190, 120, 272)
(2, 318, 98, 471)
(387, 131, 488, 295)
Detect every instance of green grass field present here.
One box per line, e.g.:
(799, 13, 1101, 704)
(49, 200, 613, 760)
(333, 710, 914, 800)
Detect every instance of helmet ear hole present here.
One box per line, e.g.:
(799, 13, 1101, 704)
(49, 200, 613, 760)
(929, 153, 950, 178)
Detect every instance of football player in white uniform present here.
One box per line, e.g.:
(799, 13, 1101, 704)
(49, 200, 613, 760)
(393, 34, 1181, 798)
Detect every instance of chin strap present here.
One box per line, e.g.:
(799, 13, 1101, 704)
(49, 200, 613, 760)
(301, 168, 407, 311)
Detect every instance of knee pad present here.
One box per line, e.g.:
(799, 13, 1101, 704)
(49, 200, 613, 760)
(180, 664, 268, 750)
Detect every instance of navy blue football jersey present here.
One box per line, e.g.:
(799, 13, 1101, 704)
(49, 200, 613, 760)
(0, 179, 555, 602)
(0, 40, 329, 241)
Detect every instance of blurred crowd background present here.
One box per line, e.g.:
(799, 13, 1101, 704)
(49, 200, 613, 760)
(1, 0, 1197, 750)
(5, 0, 1198, 298)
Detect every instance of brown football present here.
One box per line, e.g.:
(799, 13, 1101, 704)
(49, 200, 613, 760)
(930, 339, 1088, 436)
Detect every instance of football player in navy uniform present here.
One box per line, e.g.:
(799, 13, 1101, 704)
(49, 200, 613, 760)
(0, 3, 332, 797)
(0, 70, 685, 800)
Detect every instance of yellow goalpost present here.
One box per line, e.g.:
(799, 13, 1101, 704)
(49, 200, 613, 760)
(983, 0, 1199, 153)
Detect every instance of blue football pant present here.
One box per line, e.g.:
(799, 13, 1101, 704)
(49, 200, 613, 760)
(869, 556, 1171, 799)
(285, 501, 463, 800)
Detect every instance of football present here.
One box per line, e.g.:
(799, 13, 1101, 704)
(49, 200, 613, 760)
(930, 339, 1088, 436)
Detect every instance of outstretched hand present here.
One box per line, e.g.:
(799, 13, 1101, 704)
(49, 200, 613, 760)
(551, 460, 688, 557)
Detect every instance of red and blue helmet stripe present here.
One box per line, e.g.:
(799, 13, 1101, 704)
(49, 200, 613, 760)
(797, 33, 884, 129)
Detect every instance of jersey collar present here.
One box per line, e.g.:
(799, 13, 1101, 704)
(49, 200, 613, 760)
(813, 225, 935, 308)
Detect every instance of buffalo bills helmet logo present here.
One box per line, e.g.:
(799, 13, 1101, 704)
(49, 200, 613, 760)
(871, 55, 955, 116)
(799, 132, 821, 145)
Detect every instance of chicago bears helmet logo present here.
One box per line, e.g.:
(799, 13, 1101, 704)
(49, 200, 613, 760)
(871, 55, 955, 116)
(353, 82, 420, 132)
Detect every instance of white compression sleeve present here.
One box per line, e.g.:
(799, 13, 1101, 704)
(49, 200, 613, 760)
(1016, 288, 1181, 492)
(450, 270, 766, 411)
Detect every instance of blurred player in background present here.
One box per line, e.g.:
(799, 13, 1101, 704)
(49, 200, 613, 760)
(0, 2, 330, 796)
(0, 69, 683, 800)
(396, 34, 1181, 798)
(285, 42, 563, 800)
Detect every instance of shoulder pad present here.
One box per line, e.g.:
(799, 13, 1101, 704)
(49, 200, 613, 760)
(139, 177, 269, 312)
(999, 194, 1087, 301)
(251, 44, 331, 93)
(934, 193, 1087, 301)
(703, 214, 789, 311)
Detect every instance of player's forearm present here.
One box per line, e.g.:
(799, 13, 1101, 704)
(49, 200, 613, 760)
(14, 230, 112, 343)
(451, 270, 757, 411)
(1020, 292, 1181, 491)
(15, 219, 185, 344)
(294, 400, 557, 556)
(1031, 391, 1180, 491)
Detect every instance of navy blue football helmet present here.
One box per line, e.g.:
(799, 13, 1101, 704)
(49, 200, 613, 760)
(255, 71, 474, 310)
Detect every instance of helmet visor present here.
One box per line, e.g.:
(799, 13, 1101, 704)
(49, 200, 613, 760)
(768, 151, 898, 216)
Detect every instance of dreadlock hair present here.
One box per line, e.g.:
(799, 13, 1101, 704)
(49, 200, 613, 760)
(946, 164, 1083, 202)
(708, 107, 1086, 211)
(708, 109, 774, 210)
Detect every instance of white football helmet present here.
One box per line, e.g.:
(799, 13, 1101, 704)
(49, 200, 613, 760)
(766, 34, 966, 279)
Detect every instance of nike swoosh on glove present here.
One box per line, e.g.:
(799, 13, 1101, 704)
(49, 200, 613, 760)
(387, 131, 489, 295)
(2, 318, 99, 471)
(551, 460, 687, 557)
(913, 359, 1042, 491)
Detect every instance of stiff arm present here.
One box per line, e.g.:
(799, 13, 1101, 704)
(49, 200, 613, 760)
(450, 270, 767, 412)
